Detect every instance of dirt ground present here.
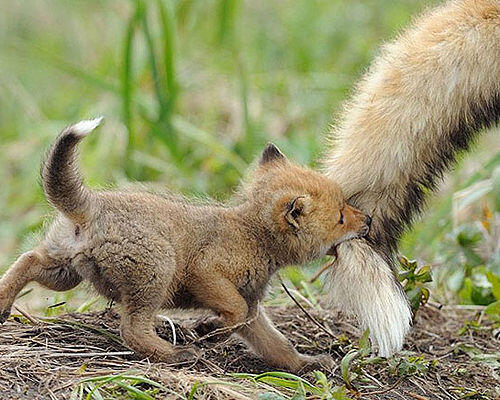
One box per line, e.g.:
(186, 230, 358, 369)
(0, 304, 497, 399)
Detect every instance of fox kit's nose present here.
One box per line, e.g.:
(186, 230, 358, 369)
(358, 215, 372, 238)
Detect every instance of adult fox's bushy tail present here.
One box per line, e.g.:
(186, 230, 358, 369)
(41, 118, 103, 223)
(323, 0, 500, 356)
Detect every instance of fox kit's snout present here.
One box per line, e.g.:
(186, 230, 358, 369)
(0, 123, 366, 372)
(325, 203, 371, 255)
(338, 204, 371, 243)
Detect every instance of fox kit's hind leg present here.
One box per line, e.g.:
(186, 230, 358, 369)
(120, 299, 197, 364)
(115, 259, 197, 364)
(188, 274, 249, 336)
(120, 292, 198, 364)
(237, 306, 334, 372)
(0, 247, 82, 322)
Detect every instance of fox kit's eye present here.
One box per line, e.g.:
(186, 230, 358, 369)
(339, 211, 344, 225)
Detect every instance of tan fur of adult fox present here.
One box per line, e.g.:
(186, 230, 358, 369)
(0, 119, 370, 372)
(323, 0, 500, 357)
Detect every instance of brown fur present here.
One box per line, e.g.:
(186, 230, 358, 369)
(0, 121, 369, 371)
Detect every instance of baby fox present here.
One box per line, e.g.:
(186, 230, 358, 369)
(0, 118, 370, 371)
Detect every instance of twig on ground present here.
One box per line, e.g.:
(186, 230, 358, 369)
(44, 351, 134, 358)
(426, 301, 443, 310)
(157, 314, 177, 345)
(279, 276, 336, 339)
(408, 393, 430, 400)
(442, 305, 485, 310)
(13, 305, 38, 324)
(362, 377, 403, 396)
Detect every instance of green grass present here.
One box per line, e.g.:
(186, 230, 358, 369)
(71, 373, 181, 400)
(1, 1, 500, 398)
(1, 0, 499, 331)
(0, 0, 440, 272)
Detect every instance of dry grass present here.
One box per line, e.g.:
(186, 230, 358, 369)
(0, 304, 497, 399)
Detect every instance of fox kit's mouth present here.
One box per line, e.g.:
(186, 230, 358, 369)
(326, 221, 371, 255)
(326, 233, 359, 255)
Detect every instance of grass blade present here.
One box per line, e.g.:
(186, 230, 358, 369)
(8, 40, 118, 94)
(114, 381, 154, 400)
(122, 1, 144, 173)
(140, 1, 168, 114)
(232, 371, 319, 395)
(157, 0, 178, 103)
(340, 350, 359, 388)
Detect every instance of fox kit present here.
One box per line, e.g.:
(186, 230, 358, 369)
(323, 0, 500, 356)
(0, 119, 370, 371)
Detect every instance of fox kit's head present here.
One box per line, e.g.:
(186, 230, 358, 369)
(244, 143, 371, 264)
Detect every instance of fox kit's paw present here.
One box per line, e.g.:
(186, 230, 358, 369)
(298, 353, 335, 372)
(191, 315, 235, 342)
(0, 293, 13, 324)
(169, 347, 200, 365)
(191, 315, 224, 337)
(0, 308, 10, 324)
(326, 240, 412, 357)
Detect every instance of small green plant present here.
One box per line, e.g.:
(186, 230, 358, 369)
(339, 329, 385, 390)
(233, 371, 352, 400)
(451, 386, 491, 399)
(484, 270, 500, 319)
(433, 167, 500, 310)
(457, 317, 483, 336)
(388, 354, 437, 377)
(398, 256, 432, 314)
(448, 225, 497, 305)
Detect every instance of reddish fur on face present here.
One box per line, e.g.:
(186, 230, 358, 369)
(242, 146, 369, 265)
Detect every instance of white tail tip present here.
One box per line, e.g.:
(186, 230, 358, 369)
(71, 117, 104, 137)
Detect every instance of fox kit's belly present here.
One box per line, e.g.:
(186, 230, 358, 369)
(43, 207, 180, 303)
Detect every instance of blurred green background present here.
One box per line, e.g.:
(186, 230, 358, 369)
(1, 0, 499, 315)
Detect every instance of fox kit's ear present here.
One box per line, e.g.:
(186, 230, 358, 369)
(260, 143, 287, 165)
(284, 196, 309, 231)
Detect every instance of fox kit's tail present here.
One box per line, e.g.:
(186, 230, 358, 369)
(41, 118, 103, 222)
(322, 0, 500, 356)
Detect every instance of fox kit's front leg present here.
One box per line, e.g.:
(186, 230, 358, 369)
(189, 275, 249, 335)
(238, 305, 333, 372)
